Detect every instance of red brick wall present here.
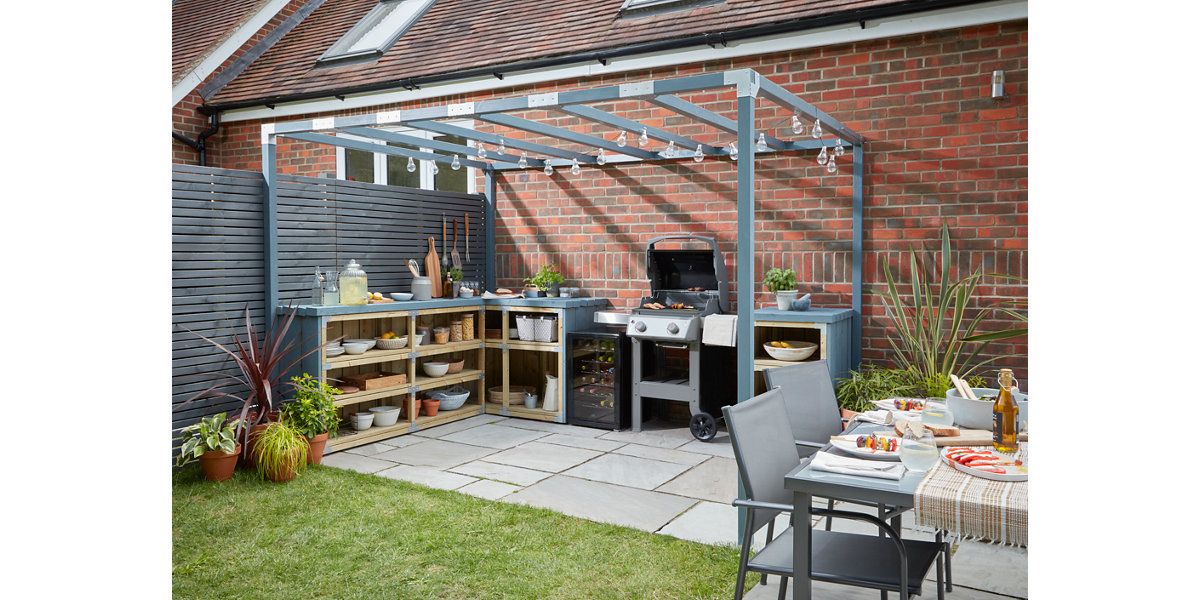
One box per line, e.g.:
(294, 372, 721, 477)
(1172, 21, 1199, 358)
(201, 20, 1029, 383)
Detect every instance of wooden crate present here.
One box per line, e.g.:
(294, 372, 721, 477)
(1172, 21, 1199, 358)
(342, 371, 407, 391)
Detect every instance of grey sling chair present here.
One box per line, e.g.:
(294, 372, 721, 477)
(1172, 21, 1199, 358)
(762, 360, 952, 592)
(723, 387, 946, 600)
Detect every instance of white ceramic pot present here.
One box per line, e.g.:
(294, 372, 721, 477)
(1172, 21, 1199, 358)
(351, 412, 374, 431)
(369, 406, 401, 427)
(775, 290, 799, 310)
(945, 387, 1029, 431)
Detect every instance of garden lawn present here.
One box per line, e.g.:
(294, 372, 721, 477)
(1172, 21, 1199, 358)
(173, 464, 744, 599)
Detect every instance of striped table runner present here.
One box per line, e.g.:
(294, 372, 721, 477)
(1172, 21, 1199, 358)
(913, 443, 1028, 547)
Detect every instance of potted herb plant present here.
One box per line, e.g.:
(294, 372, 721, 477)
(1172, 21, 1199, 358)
(175, 412, 242, 482)
(251, 421, 309, 483)
(280, 373, 342, 465)
(763, 267, 799, 310)
(524, 263, 566, 297)
(447, 266, 464, 298)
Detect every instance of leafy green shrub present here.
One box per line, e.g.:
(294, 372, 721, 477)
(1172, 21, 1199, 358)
(524, 264, 566, 291)
(763, 268, 797, 293)
(835, 367, 985, 412)
(280, 373, 341, 439)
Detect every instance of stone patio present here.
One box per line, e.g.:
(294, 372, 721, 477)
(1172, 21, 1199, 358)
(322, 414, 1027, 599)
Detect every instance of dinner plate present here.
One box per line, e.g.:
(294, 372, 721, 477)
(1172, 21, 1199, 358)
(872, 398, 926, 412)
(829, 435, 901, 461)
(324, 347, 345, 357)
(939, 447, 1028, 482)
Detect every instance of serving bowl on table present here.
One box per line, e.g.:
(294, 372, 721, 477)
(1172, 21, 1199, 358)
(946, 387, 1029, 431)
(762, 341, 818, 362)
(422, 361, 450, 377)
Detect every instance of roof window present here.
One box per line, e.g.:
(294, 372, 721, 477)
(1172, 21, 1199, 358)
(619, 0, 720, 18)
(319, 0, 436, 64)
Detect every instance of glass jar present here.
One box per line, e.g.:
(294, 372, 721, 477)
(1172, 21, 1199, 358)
(461, 314, 475, 340)
(450, 320, 463, 342)
(432, 326, 449, 345)
(338, 259, 368, 305)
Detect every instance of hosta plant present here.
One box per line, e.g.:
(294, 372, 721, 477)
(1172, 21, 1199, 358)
(175, 412, 240, 467)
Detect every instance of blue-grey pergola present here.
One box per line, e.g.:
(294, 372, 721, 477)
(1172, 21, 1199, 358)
(259, 68, 865, 406)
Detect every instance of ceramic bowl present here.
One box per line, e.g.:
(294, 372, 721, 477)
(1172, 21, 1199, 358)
(351, 412, 374, 431)
(390, 292, 414, 301)
(428, 387, 470, 410)
(422, 361, 450, 377)
(946, 387, 1029, 430)
(344, 338, 376, 350)
(369, 406, 401, 427)
(342, 342, 370, 355)
(762, 341, 818, 361)
(445, 359, 465, 374)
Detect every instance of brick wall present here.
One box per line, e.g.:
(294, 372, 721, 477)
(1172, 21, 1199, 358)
(201, 20, 1029, 383)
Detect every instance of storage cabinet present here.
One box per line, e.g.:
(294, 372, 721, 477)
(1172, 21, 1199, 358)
(285, 299, 486, 453)
(753, 307, 855, 394)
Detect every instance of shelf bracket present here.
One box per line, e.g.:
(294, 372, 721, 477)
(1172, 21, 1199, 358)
(499, 343, 510, 352)
(498, 408, 511, 416)
(408, 385, 420, 394)
(408, 424, 420, 433)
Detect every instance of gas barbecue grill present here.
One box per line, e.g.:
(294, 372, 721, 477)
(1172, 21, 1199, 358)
(626, 235, 736, 441)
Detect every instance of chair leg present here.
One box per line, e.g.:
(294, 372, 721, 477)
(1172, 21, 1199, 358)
(936, 530, 946, 600)
(943, 531, 953, 592)
(777, 576, 789, 600)
(761, 520, 775, 585)
(734, 509, 756, 600)
(825, 498, 834, 531)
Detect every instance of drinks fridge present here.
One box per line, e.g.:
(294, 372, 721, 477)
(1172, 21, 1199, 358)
(566, 328, 631, 430)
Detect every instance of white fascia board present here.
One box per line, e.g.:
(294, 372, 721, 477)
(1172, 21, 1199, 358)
(220, 0, 1027, 123)
(173, 0, 294, 106)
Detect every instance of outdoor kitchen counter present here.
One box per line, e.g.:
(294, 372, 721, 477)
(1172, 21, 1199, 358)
(277, 296, 607, 317)
(754, 307, 855, 387)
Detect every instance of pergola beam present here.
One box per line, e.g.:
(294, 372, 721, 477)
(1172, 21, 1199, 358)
(477, 113, 660, 160)
(558, 104, 727, 156)
(341, 126, 545, 167)
(406, 120, 597, 163)
(757, 77, 864, 145)
(648, 94, 790, 150)
(282, 132, 490, 170)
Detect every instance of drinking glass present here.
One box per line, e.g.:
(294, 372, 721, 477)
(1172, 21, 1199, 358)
(899, 427, 939, 472)
(921, 401, 955, 427)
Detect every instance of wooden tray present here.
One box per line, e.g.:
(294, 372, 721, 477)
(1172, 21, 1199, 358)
(342, 371, 407, 391)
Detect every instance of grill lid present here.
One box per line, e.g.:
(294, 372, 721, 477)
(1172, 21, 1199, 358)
(644, 235, 729, 313)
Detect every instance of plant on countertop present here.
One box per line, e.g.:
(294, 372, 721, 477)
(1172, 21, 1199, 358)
(523, 263, 566, 291)
(251, 421, 309, 482)
(446, 266, 463, 281)
(176, 412, 241, 466)
(876, 221, 1027, 383)
(834, 366, 984, 413)
(280, 374, 341, 439)
(763, 267, 797, 293)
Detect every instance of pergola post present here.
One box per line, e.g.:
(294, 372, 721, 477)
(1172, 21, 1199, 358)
(735, 95, 755, 406)
(484, 167, 497, 292)
(262, 125, 279, 328)
(852, 143, 864, 367)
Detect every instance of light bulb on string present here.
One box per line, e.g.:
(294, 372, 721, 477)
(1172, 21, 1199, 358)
(825, 154, 837, 174)
(665, 140, 676, 158)
(755, 132, 768, 152)
(497, 140, 506, 155)
(431, 161, 439, 175)
(544, 162, 553, 176)
(597, 147, 607, 166)
(638, 127, 649, 147)
(693, 144, 704, 163)
(570, 158, 581, 176)
(617, 130, 627, 147)
(406, 156, 416, 173)
(791, 114, 804, 135)
(816, 145, 828, 165)
(476, 144, 487, 160)
(835, 139, 845, 157)
(729, 142, 738, 161)
(451, 154, 461, 170)
(811, 120, 823, 138)
(517, 152, 528, 169)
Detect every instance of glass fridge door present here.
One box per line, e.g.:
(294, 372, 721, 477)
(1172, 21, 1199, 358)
(570, 336, 618, 426)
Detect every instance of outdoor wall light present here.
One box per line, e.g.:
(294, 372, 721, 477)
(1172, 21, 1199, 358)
(991, 70, 1006, 99)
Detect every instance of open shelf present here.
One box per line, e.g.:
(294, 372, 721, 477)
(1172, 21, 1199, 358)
(332, 384, 413, 407)
(412, 369, 484, 392)
(411, 339, 484, 357)
(485, 340, 560, 351)
(325, 347, 412, 369)
(327, 420, 414, 450)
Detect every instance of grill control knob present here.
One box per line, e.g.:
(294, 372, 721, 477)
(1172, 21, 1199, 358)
(634, 321, 647, 332)
(667, 322, 679, 334)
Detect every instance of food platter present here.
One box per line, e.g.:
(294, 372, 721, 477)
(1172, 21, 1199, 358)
(940, 446, 1028, 482)
(829, 434, 901, 461)
(872, 398, 926, 412)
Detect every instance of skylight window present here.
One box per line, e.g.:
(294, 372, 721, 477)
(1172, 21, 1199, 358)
(619, 0, 719, 17)
(319, 0, 436, 64)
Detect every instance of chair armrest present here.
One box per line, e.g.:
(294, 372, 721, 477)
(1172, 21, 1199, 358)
(795, 440, 824, 449)
(733, 499, 794, 513)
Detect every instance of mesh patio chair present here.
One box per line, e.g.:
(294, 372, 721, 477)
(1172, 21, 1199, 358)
(723, 388, 946, 600)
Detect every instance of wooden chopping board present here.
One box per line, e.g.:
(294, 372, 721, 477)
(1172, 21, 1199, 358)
(895, 419, 1028, 446)
(426, 236, 442, 297)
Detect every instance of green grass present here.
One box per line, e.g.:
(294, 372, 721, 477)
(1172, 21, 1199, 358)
(173, 464, 744, 599)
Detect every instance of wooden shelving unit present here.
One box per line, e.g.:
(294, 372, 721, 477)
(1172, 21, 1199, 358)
(752, 307, 855, 394)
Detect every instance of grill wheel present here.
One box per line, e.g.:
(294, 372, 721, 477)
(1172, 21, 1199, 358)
(689, 412, 718, 442)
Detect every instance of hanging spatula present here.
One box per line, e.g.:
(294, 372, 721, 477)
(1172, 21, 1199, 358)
(452, 217, 462, 270)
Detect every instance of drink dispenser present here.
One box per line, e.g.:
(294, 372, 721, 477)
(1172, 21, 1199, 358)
(338, 259, 368, 305)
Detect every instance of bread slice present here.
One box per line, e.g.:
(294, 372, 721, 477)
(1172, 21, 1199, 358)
(894, 418, 959, 438)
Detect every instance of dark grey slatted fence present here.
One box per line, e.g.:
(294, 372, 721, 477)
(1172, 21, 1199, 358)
(172, 165, 486, 440)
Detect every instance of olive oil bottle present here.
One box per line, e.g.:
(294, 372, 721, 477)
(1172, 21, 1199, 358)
(992, 369, 1019, 453)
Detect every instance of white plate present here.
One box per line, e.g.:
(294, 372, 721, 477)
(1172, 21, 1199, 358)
(829, 435, 901, 461)
(939, 447, 1028, 482)
(873, 398, 926, 412)
(324, 347, 345, 357)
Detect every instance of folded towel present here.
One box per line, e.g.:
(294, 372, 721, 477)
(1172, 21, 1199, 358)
(702, 314, 737, 347)
(850, 410, 894, 425)
(811, 451, 904, 480)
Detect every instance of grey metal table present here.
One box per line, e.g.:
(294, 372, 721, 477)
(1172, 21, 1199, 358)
(783, 423, 928, 600)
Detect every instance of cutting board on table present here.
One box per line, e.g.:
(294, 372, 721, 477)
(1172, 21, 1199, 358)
(426, 236, 442, 297)
(895, 419, 1028, 446)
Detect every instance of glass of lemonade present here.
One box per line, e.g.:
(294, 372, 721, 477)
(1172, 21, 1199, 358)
(921, 401, 955, 427)
(899, 427, 939, 472)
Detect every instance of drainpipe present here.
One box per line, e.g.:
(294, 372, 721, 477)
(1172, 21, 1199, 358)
(172, 113, 221, 166)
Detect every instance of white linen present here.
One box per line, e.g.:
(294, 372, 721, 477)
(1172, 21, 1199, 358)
(811, 451, 905, 480)
(850, 410, 894, 425)
(702, 314, 737, 346)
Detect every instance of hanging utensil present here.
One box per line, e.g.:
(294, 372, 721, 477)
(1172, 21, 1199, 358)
(441, 214, 448, 273)
(465, 212, 470, 262)
(426, 237, 443, 297)
(451, 217, 462, 270)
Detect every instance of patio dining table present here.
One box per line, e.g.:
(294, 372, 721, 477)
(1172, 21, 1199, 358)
(783, 422, 1029, 600)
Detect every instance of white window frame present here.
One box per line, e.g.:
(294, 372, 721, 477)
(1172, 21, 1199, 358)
(318, 0, 438, 65)
(334, 119, 476, 194)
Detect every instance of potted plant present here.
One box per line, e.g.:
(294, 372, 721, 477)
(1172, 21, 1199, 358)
(280, 373, 342, 465)
(524, 263, 566, 297)
(251, 421, 309, 483)
(175, 412, 242, 482)
(446, 266, 464, 297)
(763, 267, 799, 310)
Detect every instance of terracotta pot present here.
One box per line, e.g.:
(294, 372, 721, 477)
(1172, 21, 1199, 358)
(840, 408, 860, 431)
(263, 448, 304, 483)
(307, 432, 329, 465)
(422, 398, 441, 417)
(266, 410, 281, 422)
(199, 444, 241, 482)
(242, 423, 270, 469)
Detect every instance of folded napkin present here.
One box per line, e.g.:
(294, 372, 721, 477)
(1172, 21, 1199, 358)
(850, 410, 894, 425)
(811, 451, 904, 480)
(481, 291, 521, 299)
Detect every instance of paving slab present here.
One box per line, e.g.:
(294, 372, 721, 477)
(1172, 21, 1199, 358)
(458, 479, 521, 500)
(947, 539, 1028, 598)
(375, 464, 478, 490)
(743, 576, 1012, 600)
(612, 443, 710, 466)
(438, 423, 550, 449)
(495, 419, 607, 437)
(655, 501, 789, 549)
(376, 434, 426, 448)
(505, 475, 696, 533)
(483, 441, 602, 473)
(448, 460, 554, 487)
(676, 436, 735, 459)
(562, 453, 691, 490)
(537, 433, 626, 452)
(411, 414, 497, 437)
(320, 452, 396, 474)
(598, 426, 696, 449)
(372, 438, 498, 469)
(654, 456, 738, 503)
(343, 442, 403, 456)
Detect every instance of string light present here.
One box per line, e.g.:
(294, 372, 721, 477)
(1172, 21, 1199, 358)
(638, 127, 649, 147)
(476, 144, 487, 160)
(835, 138, 846, 157)
(811, 120, 823, 138)
(665, 140, 676, 157)
(729, 142, 738, 161)
(693, 144, 704, 163)
(451, 154, 461, 170)
(617, 130, 628, 147)
(755, 132, 768, 152)
(570, 158, 581, 176)
(816, 146, 828, 165)
(597, 148, 607, 166)
(791, 114, 804, 135)
(431, 161, 439, 175)
(517, 152, 528, 169)
(825, 154, 837, 174)
(406, 156, 416, 172)
(543, 162, 553, 176)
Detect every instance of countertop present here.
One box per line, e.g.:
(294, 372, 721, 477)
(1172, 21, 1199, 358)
(279, 296, 608, 316)
(753, 307, 855, 323)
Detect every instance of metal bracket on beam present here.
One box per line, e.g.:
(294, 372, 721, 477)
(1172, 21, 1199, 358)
(724, 70, 759, 98)
(619, 81, 654, 98)
(528, 93, 558, 108)
(408, 385, 420, 394)
(499, 343, 510, 352)
(447, 102, 475, 117)
(498, 408, 511, 416)
(261, 123, 275, 145)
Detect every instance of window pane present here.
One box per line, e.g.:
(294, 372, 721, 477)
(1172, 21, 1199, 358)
(386, 141, 421, 188)
(345, 148, 374, 183)
(433, 134, 468, 193)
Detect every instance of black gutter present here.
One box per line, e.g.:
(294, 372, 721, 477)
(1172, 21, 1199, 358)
(202, 0, 994, 113)
(172, 113, 221, 166)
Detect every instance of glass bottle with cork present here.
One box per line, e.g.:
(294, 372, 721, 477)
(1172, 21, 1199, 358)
(992, 368, 1019, 453)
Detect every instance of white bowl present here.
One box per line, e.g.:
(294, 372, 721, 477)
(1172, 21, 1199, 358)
(369, 406, 401, 427)
(411, 332, 427, 347)
(343, 342, 370, 355)
(762, 341, 818, 361)
(422, 361, 450, 377)
(390, 292, 414, 301)
(345, 339, 376, 350)
(351, 412, 374, 431)
(324, 347, 345, 357)
(946, 387, 1029, 430)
